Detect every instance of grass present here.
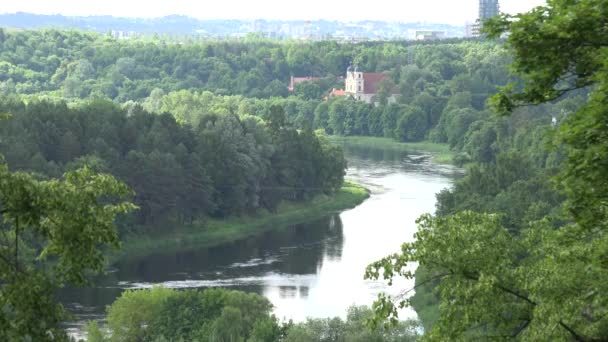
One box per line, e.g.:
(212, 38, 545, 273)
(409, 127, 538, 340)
(327, 136, 454, 164)
(112, 181, 370, 260)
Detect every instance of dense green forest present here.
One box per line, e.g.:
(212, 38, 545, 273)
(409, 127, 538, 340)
(3, 0, 608, 340)
(0, 28, 510, 148)
(0, 28, 517, 243)
(0, 28, 503, 101)
(0, 97, 346, 232)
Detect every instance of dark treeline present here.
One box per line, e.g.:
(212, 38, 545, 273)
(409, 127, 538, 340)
(0, 97, 346, 234)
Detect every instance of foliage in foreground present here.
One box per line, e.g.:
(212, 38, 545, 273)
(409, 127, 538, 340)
(87, 287, 419, 342)
(0, 156, 136, 341)
(366, 0, 608, 340)
(284, 305, 419, 342)
(87, 287, 282, 342)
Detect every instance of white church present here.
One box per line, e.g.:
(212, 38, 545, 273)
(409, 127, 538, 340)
(343, 65, 399, 104)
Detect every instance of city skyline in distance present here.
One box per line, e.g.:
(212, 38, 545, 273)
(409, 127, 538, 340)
(2, 0, 546, 26)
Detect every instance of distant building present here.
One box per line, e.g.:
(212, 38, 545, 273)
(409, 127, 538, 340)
(110, 30, 136, 40)
(324, 88, 347, 101)
(471, 0, 500, 37)
(470, 21, 482, 37)
(415, 30, 446, 41)
(288, 76, 321, 92)
(465, 21, 475, 37)
(479, 0, 500, 20)
(344, 65, 399, 104)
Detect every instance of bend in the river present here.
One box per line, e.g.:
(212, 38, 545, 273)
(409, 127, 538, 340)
(61, 142, 462, 337)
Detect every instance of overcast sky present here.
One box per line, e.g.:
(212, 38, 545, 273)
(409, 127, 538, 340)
(1, 0, 546, 25)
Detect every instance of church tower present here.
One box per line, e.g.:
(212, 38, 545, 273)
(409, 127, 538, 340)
(353, 65, 364, 95)
(345, 64, 364, 97)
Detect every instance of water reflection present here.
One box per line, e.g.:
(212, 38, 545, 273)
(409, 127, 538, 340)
(279, 286, 298, 299)
(61, 142, 460, 336)
(59, 215, 344, 322)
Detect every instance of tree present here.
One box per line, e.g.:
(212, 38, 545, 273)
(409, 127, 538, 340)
(263, 79, 289, 98)
(106, 286, 174, 341)
(294, 81, 323, 100)
(485, 0, 608, 233)
(395, 106, 427, 142)
(366, 1, 608, 340)
(0, 158, 136, 341)
(103, 287, 278, 341)
(284, 305, 420, 342)
(57, 131, 81, 163)
(313, 102, 330, 131)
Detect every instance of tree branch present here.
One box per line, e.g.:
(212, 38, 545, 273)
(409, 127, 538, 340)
(444, 267, 599, 341)
(459, 270, 538, 306)
(512, 319, 531, 338)
(394, 272, 451, 300)
(556, 320, 608, 342)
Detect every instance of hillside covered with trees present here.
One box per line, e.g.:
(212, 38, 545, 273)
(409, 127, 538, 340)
(0, 28, 509, 149)
(3, 0, 608, 339)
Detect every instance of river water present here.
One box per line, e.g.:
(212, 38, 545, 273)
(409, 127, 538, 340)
(61, 144, 460, 337)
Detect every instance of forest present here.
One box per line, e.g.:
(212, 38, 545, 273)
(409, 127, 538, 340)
(0, 27, 516, 236)
(2, 0, 608, 340)
(0, 27, 515, 163)
(0, 97, 346, 231)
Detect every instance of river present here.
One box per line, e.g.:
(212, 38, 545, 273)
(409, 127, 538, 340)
(61, 143, 460, 338)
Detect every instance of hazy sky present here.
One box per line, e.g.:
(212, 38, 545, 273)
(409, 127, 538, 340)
(1, 0, 546, 25)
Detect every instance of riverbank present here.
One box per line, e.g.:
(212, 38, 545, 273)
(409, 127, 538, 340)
(112, 181, 370, 260)
(328, 136, 453, 164)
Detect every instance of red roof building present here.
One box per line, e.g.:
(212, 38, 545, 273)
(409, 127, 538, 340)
(324, 88, 347, 101)
(344, 65, 399, 103)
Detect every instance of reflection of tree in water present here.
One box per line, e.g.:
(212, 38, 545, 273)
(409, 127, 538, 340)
(298, 286, 309, 299)
(279, 286, 298, 299)
(342, 144, 409, 163)
(275, 214, 343, 275)
(60, 214, 345, 319)
(323, 214, 344, 261)
(278, 285, 311, 299)
(109, 214, 345, 281)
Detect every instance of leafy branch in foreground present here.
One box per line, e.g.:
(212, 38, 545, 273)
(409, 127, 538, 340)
(367, 0, 608, 339)
(366, 212, 608, 340)
(484, 0, 607, 114)
(0, 157, 136, 341)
